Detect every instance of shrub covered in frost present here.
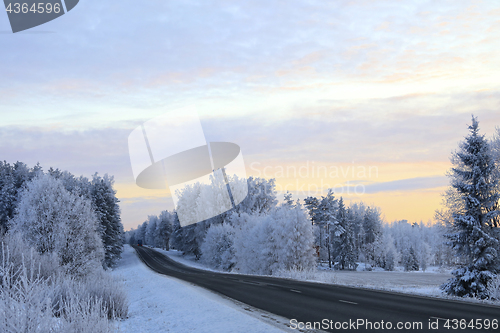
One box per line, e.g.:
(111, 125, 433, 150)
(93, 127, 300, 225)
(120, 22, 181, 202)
(0, 233, 127, 333)
(232, 202, 316, 275)
(9, 173, 105, 278)
(201, 223, 235, 271)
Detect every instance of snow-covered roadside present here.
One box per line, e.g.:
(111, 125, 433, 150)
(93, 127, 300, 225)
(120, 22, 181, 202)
(112, 245, 295, 333)
(154, 248, 218, 272)
(154, 247, 500, 306)
(155, 247, 446, 295)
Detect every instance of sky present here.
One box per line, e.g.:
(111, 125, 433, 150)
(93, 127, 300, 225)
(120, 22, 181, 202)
(1, 0, 500, 230)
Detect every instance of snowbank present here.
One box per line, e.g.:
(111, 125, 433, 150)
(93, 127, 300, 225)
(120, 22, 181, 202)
(112, 245, 290, 333)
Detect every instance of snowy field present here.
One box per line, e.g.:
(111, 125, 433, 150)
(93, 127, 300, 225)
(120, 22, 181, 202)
(112, 245, 299, 333)
(329, 270, 449, 296)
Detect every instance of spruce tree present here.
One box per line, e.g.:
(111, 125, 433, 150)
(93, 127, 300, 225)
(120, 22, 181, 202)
(442, 116, 500, 298)
(156, 210, 174, 250)
(403, 247, 419, 272)
(0, 162, 41, 232)
(314, 190, 343, 268)
(90, 174, 124, 268)
(335, 198, 357, 270)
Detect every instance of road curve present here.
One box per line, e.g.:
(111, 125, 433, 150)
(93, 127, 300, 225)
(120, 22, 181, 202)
(133, 245, 500, 333)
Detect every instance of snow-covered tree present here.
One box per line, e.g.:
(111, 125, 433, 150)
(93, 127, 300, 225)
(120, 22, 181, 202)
(347, 202, 367, 256)
(145, 215, 158, 246)
(169, 212, 183, 250)
(492, 126, 500, 201)
(364, 207, 382, 244)
(155, 210, 174, 250)
(273, 200, 316, 272)
(200, 223, 235, 270)
(175, 172, 232, 227)
(232, 213, 269, 274)
(126, 228, 137, 245)
(89, 174, 123, 268)
(362, 206, 382, 262)
(236, 177, 278, 215)
(283, 191, 294, 206)
(492, 127, 500, 171)
(334, 198, 357, 270)
(171, 176, 278, 256)
(48, 168, 91, 198)
(0, 161, 41, 233)
(385, 246, 396, 271)
(232, 199, 315, 275)
(402, 246, 419, 272)
(304, 189, 342, 267)
(420, 242, 432, 272)
(442, 116, 500, 298)
(172, 220, 209, 258)
(136, 211, 173, 249)
(433, 211, 456, 266)
(137, 221, 148, 245)
(9, 174, 104, 277)
(304, 196, 320, 225)
(47, 169, 124, 268)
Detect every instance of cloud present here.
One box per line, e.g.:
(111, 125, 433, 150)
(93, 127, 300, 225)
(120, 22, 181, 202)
(201, 90, 500, 165)
(362, 176, 448, 194)
(2, 0, 500, 120)
(0, 125, 135, 180)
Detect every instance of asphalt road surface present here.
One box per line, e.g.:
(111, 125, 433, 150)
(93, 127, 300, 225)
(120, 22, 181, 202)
(133, 245, 500, 332)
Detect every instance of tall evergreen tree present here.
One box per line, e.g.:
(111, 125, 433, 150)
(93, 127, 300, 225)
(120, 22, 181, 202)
(304, 196, 320, 225)
(442, 116, 500, 298)
(363, 206, 382, 244)
(403, 246, 419, 272)
(145, 215, 158, 246)
(362, 206, 382, 262)
(492, 127, 500, 194)
(127, 228, 137, 245)
(156, 210, 174, 250)
(283, 191, 294, 207)
(305, 190, 342, 267)
(137, 221, 148, 245)
(90, 174, 124, 268)
(0, 161, 41, 232)
(170, 212, 183, 249)
(335, 198, 357, 270)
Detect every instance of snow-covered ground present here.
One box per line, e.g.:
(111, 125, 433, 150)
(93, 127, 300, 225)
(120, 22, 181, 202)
(158, 247, 450, 297)
(330, 270, 448, 296)
(160, 248, 500, 306)
(112, 245, 297, 333)
(155, 247, 497, 305)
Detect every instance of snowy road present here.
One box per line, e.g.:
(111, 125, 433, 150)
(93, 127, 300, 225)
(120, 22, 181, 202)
(134, 245, 500, 333)
(113, 245, 291, 333)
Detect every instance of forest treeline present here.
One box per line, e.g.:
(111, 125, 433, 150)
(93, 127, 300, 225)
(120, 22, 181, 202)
(0, 163, 127, 332)
(127, 117, 500, 300)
